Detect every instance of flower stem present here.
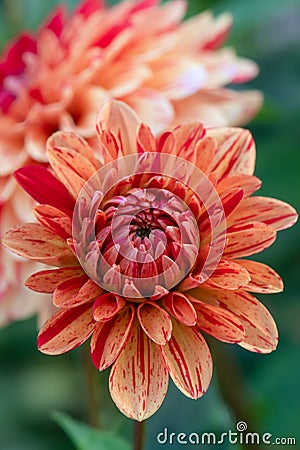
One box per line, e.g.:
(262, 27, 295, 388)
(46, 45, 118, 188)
(82, 342, 100, 428)
(133, 420, 146, 450)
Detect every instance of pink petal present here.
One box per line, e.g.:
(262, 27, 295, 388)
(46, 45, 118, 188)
(137, 302, 172, 344)
(224, 222, 276, 258)
(25, 267, 84, 293)
(14, 166, 75, 215)
(91, 305, 135, 371)
(197, 288, 278, 353)
(207, 127, 255, 177)
(109, 319, 168, 421)
(202, 259, 250, 290)
(235, 259, 283, 293)
(161, 320, 212, 399)
(38, 303, 95, 355)
(3, 223, 77, 266)
(97, 100, 140, 156)
(123, 88, 174, 135)
(173, 89, 263, 128)
(229, 196, 298, 231)
(53, 278, 103, 308)
(93, 293, 126, 321)
(186, 293, 245, 343)
(34, 204, 72, 239)
(163, 292, 197, 326)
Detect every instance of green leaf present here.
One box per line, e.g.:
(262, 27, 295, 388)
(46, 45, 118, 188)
(51, 411, 131, 450)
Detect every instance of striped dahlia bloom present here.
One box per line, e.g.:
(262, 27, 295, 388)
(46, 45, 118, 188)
(0, 0, 262, 324)
(3, 100, 297, 420)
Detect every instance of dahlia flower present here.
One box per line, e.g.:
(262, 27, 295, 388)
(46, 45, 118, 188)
(3, 100, 297, 420)
(0, 0, 263, 324)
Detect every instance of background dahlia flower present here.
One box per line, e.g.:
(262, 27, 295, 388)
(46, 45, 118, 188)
(0, 0, 262, 325)
(3, 100, 297, 420)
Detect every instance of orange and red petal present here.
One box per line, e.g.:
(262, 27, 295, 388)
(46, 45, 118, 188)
(207, 127, 255, 177)
(38, 303, 95, 355)
(224, 221, 276, 258)
(186, 294, 245, 343)
(161, 320, 212, 399)
(3, 223, 78, 266)
(25, 266, 84, 293)
(137, 301, 172, 345)
(91, 305, 135, 371)
(197, 288, 278, 353)
(229, 196, 298, 231)
(235, 259, 283, 293)
(34, 204, 72, 239)
(109, 319, 168, 421)
(202, 259, 250, 290)
(53, 278, 103, 308)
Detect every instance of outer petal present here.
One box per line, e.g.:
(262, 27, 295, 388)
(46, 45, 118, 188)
(46, 145, 96, 199)
(124, 89, 174, 135)
(229, 196, 298, 231)
(38, 303, 95, 355)
(109, 319, 168, 421)
(224, 222, 276, 258)
(186, 294, 245, 343)
(53, 278, 103, 308)
(97, 100, 141, 156)
(137, 302, 172, 344)
(217, 174, 261, 197)
(161, 320, 212, 399)
(193, 288, 278, 353)
(162, 292, 197, 326)
(3, 223, 77, 266)
(235, 259, 283, 293)
(207, 127, 255, 177)
(34, 204, 72, 239)
(202, 259, 250, 290)
(93, 293, 126, 321)
(25, 267, 84, 293)
(91, 305, 134, 371)
(14, 166, 75, 216)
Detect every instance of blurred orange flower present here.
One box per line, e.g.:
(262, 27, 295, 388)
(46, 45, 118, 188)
(0, 0, 263, 325)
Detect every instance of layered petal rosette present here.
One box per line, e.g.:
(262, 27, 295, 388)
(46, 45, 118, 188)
(0, 0, 263, 324)
(3, 100, 296, 420)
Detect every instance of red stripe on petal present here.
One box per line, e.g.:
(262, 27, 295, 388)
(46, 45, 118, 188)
(202, 259, 250, 290)
(34, 204, 72, 239)
(235, 259, 283, 293)
(25, 267, 84, 293)
(187, 294, 245, 343)
(137, 302, 172, 345)
(109, 319, 168, 421)
(229, 196, 298, 231)
(224, 222, 276, 258)
(93, 293, 126, 321)
(194, 288, 278, 353)
(38, 303, 94, 354)
(163, 292, 197, 326)
(3, 223, 77, 266)
(161, 320, 212, 399)
(91, 305, 134, 371)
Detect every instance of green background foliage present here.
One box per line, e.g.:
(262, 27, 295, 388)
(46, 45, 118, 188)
(0, 1, 299, 449)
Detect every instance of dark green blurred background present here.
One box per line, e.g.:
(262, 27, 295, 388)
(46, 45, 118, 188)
(0, 0, 299, 449)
